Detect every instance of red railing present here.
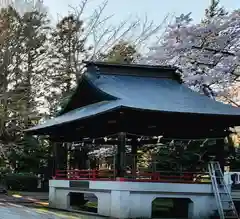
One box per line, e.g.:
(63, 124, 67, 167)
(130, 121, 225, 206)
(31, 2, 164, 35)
(54, 169, 211, 184)
(127, 171, 210, 183)
(54, 169, 115, 181)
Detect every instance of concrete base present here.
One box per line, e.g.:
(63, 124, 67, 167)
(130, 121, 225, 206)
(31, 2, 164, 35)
(49, 180, 216, 219)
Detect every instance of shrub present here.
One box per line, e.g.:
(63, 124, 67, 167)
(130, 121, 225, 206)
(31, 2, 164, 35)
(4, 173, 38, 191)
(0, 167, 12, 184)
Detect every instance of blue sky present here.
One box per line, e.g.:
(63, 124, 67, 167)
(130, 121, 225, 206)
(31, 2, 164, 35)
(44, 0, 240, 24)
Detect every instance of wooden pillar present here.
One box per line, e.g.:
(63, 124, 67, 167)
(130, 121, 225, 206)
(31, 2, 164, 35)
(54, 143, 68, 170)
(51, 142, 67, 178)
(72, 144, 89, 170)
(116, 132, 126, 177)
(52, 142, 57, 176)
(69, 146, 75, 170)
(215, 139, 225, 172)
(90, 158, 97, 169)
(131, 138, 138, 176)
(72, 147, 80, 169)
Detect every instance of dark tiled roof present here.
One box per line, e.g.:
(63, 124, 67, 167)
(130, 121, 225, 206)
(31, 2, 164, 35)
(26, 62, 240, 133)
(86, 71, 240, 116)
(27, 100, 121, 132)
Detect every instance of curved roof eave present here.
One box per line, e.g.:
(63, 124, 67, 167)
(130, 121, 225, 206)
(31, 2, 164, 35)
(58, 73, 119, 116)
(25, 100, 122, 134)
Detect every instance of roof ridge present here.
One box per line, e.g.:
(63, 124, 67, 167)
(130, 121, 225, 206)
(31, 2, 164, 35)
(84, 61, 183, 83)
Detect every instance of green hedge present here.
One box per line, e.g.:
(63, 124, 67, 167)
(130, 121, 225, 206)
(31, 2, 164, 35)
(4, 173, 38, 191)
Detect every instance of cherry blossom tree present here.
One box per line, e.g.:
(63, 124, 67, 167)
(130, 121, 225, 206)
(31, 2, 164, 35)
(143, 10, 240, 106)
(0, 0, 47, 15)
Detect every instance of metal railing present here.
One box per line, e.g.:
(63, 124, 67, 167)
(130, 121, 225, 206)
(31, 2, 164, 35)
(54, 169, 211, 183)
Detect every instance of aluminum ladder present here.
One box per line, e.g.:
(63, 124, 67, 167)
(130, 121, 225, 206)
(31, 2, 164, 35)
(208, 161, 239, 219)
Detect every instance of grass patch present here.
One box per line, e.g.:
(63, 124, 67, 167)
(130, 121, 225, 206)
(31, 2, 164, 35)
(152, 198, 173, 210)
(8, 191, 21, 196)
(85, 201, 97, 208)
